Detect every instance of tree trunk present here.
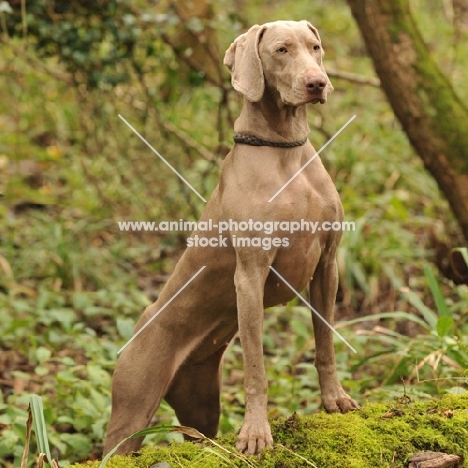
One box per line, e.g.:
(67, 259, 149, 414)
(347, 0, 468, 244)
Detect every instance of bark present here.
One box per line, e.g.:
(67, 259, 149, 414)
(347, 0, 468, 244)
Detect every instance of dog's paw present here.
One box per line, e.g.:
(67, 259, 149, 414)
(336, 396, 360, 413)
(236, 420, 273, 455)
(323, 393, 360, 413)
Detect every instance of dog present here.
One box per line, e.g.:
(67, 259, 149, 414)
(103, 19, 359, 456)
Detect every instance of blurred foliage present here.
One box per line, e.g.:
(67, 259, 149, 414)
(5, 0, 140, 88)
(0, 0, 467, 465)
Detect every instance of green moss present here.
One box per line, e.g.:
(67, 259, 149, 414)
(70, 394, 468, 468)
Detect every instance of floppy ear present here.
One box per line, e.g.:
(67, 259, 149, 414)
(304, 20, 334, 94)
(223, 24, 266, 102)
(304, 20, 321, 43)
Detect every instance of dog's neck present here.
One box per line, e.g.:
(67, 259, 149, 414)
(234, 89, 310, 144)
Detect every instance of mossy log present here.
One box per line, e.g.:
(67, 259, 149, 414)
(70, 394, 468, 468)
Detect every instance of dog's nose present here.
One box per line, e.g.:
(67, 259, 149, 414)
(306, 76, 327, 92)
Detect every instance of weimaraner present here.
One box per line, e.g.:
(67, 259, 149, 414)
(103, 19, 359, 456)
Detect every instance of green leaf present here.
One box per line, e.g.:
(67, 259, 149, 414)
(445, 386, 467, 395)
(424, 264, 451, 318)
(34, 365, 49, 376)
(116, 318, 135, 340)
(35, 346, 52, 364)
(61, 433, 91, 453)
(435, 316, 454, 337)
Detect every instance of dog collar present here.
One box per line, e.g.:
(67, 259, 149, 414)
(233, 133, 308, 148)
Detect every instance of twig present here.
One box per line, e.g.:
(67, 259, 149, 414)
(161, 120, 219, 162)
(327, 67, 381, 87)
(277, 444, 319, 467)
(20, 0, 27, 39)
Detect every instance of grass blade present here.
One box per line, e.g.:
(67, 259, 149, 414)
(343, 311, 429, 330)
(424, 264, 451, 318)
(277, 444, 318, 467)
(193, 447, 235, 466)
(29, 395, 52, 463)
(383, 263, 438, 328)
(399, 287, 438, 329)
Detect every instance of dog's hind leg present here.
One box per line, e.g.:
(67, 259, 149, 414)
(103, 308, 204, 455)
(164, 341, 232, 438)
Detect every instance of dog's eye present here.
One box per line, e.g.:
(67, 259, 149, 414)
(276, 47, 288, 54)
(313, 45, 321, 51)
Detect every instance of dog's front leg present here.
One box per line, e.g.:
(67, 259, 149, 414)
(309, 253, 360, 413)
(234, 250, 273, 455)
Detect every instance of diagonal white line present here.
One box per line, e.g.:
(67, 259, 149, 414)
(118, 265, 206, 354)
(268, 115, 356, 203)
(269, 266, 357, 353)
(118, 114, 207, 203)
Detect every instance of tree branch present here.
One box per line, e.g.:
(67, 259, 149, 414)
(326, 68, 380, 87)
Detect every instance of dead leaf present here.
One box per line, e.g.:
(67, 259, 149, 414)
(20, 406, 33, 468)
(174, 426, 206, 439)
(441, 409, 454, 418)
(395, 394, 412, 404)
(381, 408, 405, 418)
(14, 376, 27, 394)
(37, 453, 60, 468)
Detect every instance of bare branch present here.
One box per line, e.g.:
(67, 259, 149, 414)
(326, 67, 381, 87)
(161, 120, 219, 163)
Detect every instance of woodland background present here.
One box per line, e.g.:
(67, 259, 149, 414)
(0, 0, 467, 465)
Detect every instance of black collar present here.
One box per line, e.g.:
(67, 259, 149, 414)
(233, 133, 308, 148)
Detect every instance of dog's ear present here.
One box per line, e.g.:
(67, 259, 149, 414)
(304, 20, 321, 43)
(304, 21, 334, 96)
(224, 24, 266, 102)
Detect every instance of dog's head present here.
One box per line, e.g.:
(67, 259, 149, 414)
(224, 20, 333, 106)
